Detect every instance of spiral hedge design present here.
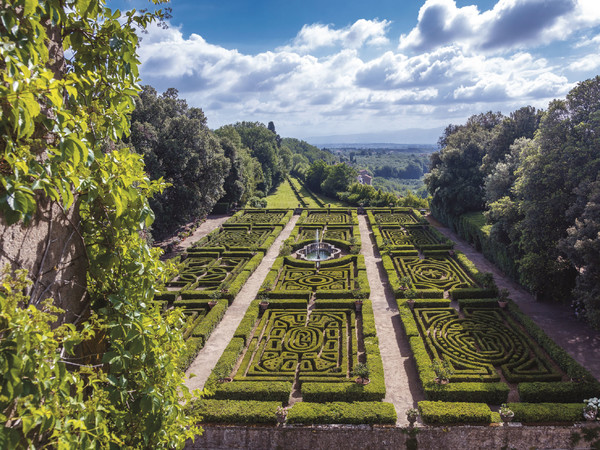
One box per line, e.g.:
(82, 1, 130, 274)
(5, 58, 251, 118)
(237, 309, 352, 380)
(394, 255, 476, 291)
(415, 308, 561, 382)
(276, 263, 355, 291)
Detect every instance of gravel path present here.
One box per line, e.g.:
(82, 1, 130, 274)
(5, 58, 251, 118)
(185, 215, 299, 392)
(358, 216, 424, 425)
(427, 215, 600, 380)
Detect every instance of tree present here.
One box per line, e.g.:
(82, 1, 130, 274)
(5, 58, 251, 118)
(0, 1, 201, 447)
(305, 160, 331, 193)
(320, 163, 357, 198)
(233, 122, 283, 194)
(128, 87, 229, 238)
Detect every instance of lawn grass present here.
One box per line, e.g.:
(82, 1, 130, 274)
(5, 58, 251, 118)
(265, 179, 299, 208)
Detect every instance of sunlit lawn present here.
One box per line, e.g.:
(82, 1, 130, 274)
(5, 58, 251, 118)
(265, 179, 299, 208)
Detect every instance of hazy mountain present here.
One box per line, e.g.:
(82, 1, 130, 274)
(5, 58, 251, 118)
(304, 127, 444, 147)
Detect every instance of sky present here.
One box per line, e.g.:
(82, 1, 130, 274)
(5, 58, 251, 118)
(108, 0, 600, 143)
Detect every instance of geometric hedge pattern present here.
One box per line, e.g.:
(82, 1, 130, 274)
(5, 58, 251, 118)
(196, 228, 271, 249)
(374, 211, 419, 225)
(296, 226, 352, 243)
(304, 212, 349, 224)
(275, 262, 355, 291)
(232, 211, 285, 224)
(393, 255, 477, 291)
(236, 309, 353, 381)
(166, 255, 249, 291)
(381, 227, 443, 247)
(324, 227, 352, 242)
(415, 307, 562, 383)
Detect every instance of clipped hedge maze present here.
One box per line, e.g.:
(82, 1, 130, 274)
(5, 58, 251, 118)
(236, 309, 355, 382)
(304, 212, 349, 224)
(394, 254, 477, 291)
(381, 226, 448, 248)
(277, 262, 355, 292)
(415, 307, 561, 383)
(193, 227, 272, 250)
(167, 253, 252, 294)
(372, 208, 421, 225)
(199, 297, 394, 425)
(230, 209, 290, 225)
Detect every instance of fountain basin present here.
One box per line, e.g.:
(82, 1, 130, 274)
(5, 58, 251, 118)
(297, 242, 341, 261)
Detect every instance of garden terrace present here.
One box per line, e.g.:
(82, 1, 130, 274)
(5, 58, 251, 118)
(197, 295, 394, 425)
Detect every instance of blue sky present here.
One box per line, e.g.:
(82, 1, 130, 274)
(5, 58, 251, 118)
(109, 0, 600, 143)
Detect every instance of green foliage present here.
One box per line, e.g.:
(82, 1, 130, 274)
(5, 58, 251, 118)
(286, 402, 396, 425)
(211, 381, 293, 402)
(418, 401, 492, 425)
(190, 400, 280, 424)
(127, 86, 229, 239)
(518, 382, 600, 403)
(507, 403, 585, 423)
(0, 2, 202, 447)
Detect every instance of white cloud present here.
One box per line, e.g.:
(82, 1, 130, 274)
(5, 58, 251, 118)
(399, 0, 598, 53)
(135, 14, 594, 140)
(278, 19, 391, 53)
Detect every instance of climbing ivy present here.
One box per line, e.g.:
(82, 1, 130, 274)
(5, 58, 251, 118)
(0, 1, 202, 448)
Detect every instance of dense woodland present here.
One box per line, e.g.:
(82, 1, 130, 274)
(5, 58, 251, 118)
(426, 76, 600, 328)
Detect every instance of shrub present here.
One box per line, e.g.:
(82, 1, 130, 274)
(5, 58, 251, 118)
(190, 399, 280, 424)
(518, 382, 600, 403)
(418, 401, 492, 425)
(286, 402, 396, 425)
(507, 402, 585, 423)
(211, 381, 292, 402)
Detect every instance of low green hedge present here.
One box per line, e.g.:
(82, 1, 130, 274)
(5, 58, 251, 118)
(507, 402, 585, 423)
(418, 401, 492, 425)
(313, 299, 356, 309)
(412, 298, 451, 308)
(286, 402, 396, 425)
(398, 289, 444, 299)
(450, 288, 497, 300)
(518, 381, 600, 403)
(233, 300, 260, 345)
(191, 399, 280, 424)
(191, 300, 227, 342)
(211, 381, 292, 402)
(155, 291, 178, 302)
(301, 381, 385, 403)
(204, 337, 245, 391)
(458, 298, 499, 309)
(424, 381, 509, 404)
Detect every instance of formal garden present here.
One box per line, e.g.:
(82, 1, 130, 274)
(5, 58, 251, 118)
(164, 207, 600, 429)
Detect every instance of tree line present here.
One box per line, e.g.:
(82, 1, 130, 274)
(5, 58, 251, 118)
(426, 76, 600, 328)
(129, 86, 427, 239)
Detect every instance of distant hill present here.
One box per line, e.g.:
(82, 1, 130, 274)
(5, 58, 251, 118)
(305, 127, 444, 147)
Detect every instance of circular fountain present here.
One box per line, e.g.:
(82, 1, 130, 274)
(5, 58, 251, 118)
(297, 230, 341, 262)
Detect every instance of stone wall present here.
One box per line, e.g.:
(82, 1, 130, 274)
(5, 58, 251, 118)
(186, 424, 591, 450)
(0, 199, 88, 324)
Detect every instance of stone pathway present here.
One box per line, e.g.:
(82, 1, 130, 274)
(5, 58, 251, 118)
(427, 215, 600, 380)
(185, 215, 299, 392)
(358, 216, 424, 426)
